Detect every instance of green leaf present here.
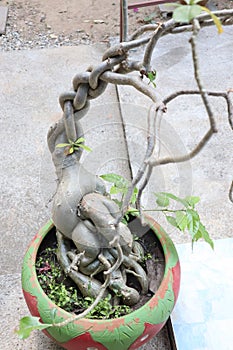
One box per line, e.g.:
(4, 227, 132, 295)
(110, 186, 121, 195)
(75, 137, 85, 144)
(175, 211, 188, 232)
(154, 192, 170, 207)
(131, 187, 138, 205)
(147, 71, 157, 88)
(185, 196, 200, 208)
(75, 144, 92, 152)
(126, 208, 139, 216)
(192, 229, 202, 250)
(198, 222, 214, 249)
(158, 192, 189, 207)
(201, 6, 223, 34)
(56, 143, 70, 148)
(173, 4, 202, 23)
(16, 316, 52, 339)
(166, 215, 178, 228)
(186, 209, 200, 237)
(100, 173, 129, 190)
(68, 146, 74, 154)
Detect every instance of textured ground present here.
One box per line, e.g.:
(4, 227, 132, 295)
(0, 0, 232, 50)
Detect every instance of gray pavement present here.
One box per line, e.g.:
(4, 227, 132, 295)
(0, 25, 232, 349)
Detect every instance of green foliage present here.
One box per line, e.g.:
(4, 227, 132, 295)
(83, 294, 131, 319)
(172, 0, 223, 34)
(100, 173, 139, 224)
(15, 316, 52, 339)
(36, 248, 80, 312)
(100, 173, 213, 249)
(154, 192, 214, 249)
(141, 252, 152, 264)
(147, 70, 157, 88)
(172, 0, 203, 23)
(56, 137, 92, 155)
(100, 173, 138, 207)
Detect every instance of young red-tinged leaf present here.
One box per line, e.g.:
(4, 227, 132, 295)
(65, 146, 74, 155)
(63, 146, 73, 155)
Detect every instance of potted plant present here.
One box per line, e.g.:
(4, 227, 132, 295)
(17, 2, 233, 349)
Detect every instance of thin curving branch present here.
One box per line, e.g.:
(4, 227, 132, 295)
(148, 19, 220, 167)
(163, 89, 233, 130)
(115, 104, 165, 223)
(100, 70, 161, 103)
(190, 19, 217, 132)
(149, 128, 214, 166)
(229, 181, 233, 204)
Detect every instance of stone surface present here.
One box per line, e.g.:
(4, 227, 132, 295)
(0, 6, 8, 34)
(171, 237, 233, 350)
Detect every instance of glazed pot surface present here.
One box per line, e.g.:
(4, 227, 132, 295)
(22, 217, 180, 350)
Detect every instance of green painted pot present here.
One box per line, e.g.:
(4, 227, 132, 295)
(22, 216, 180, 350)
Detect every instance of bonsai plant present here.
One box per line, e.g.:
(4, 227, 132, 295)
(17, 1, 233, 349)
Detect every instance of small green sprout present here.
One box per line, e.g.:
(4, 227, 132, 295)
(56, 137, 92, 155)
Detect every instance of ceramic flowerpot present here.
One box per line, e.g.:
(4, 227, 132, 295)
(22, 216, 180, 350)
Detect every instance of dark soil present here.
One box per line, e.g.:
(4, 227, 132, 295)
(36, 217, 165, 319)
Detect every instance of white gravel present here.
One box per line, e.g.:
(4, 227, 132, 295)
(0, 4, 91, 51)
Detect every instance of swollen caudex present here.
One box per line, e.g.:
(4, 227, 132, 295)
(48, 112, 148, 306)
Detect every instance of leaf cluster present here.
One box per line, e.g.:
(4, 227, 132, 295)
(154, 192, 214, 249)
(36, 248, 79, 311)
(82, 294, 131, 319)
(56, 137, 92, 155)
(100, 173, 138, 207)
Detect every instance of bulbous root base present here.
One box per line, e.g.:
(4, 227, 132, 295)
(56, 218, 149, 307)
